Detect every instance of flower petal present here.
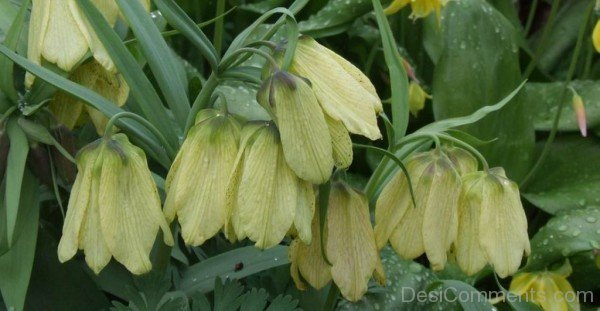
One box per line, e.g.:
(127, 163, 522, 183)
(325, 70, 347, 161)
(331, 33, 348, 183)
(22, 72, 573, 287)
(325, 115, 353, 169)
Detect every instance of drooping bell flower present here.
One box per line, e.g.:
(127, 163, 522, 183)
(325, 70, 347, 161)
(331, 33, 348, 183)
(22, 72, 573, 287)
(164, 109, 240, 246)
(26, 0, 150, 86)
(456, 167, 530, 277)
(226, 122, 315, 249)
(51, 61, 129, 135)
(257, 71, 334, 184)
(375, 148, 462, 271)
(289, 182, 385, 301)
(287, 36, 382, 141)
(57, 133, 173, 274)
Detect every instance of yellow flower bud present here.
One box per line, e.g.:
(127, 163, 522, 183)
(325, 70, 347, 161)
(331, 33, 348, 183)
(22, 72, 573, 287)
(57, 134, 173, 275)
(163, 109, 240, 246)
(258, 71, 334, 184)
(26, 0, 150, 87)
(408, 82, 431, 117)
(458, 167, 530, 278)
(593, 21, 600, 53)
(51, 61, 129, 135)
(289, 183, 385, 302)
(289, 36, 382, 140)
(227, 122, 315, 249)
(375, 149, 461, 271)
(510, 263, 579, 311)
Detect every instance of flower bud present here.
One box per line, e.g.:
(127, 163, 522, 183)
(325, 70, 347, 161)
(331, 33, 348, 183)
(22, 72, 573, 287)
(456, 167, 530, 277)
(509, 262, 579, 311)
(289, 36, 382, 140)
(375, 149, 461, 271)
(57, 134, 173, 274)
(227, 122, 315, 249)
(26, 0, 150, 86)
(408, 82, 431, 117)
(164, 109, 240, 246)
(258, 71, 333, 184)
(51, 61, 129, 135)
(290, 182, 385, 301)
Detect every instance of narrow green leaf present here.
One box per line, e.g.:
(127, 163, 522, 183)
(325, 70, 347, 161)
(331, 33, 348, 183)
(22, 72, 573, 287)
(0, 44, 171, 167)
(371, 0, 410, 142)
(298, 0, 372, 38)
(77, 0, 179, 148)
(4, 117, 28, 246)
(179, 246, 289, 294)
(0, 171, 39, 311)
(0, 0, 29, 102)
(116, 0, 190, 128)
(154, 0, 219, 70)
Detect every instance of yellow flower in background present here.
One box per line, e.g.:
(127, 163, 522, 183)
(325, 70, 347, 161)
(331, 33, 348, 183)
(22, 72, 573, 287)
(258, 71, 334, 184)
(509, 262, 580, 311)
(593, 21, 600, 53)
(456, 167, 530, 277)
(164, 110, 240, 246)
(408, 82, 431, 117)
(227, 122, 315, 249)
(290, 36, 382, 141)
(384, 0, 447, 19)
(50, 61, 129, 135)
(375, 148, 461, 271)
(290, 182, 385, 301)
(57, 134, 173, 274)
(26, 0, 150, 87)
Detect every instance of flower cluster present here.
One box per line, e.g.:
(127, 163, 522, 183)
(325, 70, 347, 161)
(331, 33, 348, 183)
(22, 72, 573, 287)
(375, 146, 531, 277)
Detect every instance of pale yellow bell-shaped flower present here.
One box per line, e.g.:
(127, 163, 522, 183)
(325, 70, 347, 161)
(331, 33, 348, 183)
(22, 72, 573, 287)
(163, 109, 240, 246)
(57, 133, 173, 275)
(26, 0, 150, 87)
(456, 167, 530, 278)
(509, 262, 579, 311)
(443, 145, 478, 176)
(325, 114, 353, 169)
(593, 21, 600, 53)
(50, 61, 129, 135)
(289, 36, 382, 140)
(375, 148, 462, 271)
(289, 182, 385, 302)
(384, 0, 447, 19)
(408, 82, 431, 117)
(227, 122, 315, 249)
(257, 71, 334, 184)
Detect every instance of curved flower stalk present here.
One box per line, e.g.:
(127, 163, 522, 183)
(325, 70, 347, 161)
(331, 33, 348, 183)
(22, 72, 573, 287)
(509, 262, 579, 310)
(456, 167, 530, 278)
(50, 61, 129, 135)
(164, 109, 241, 246)
(226, 122, 315, 249)
(26, 0, 150, 87)
(384, 0, 448, 19)
(289, 182, 384, 302)
(57, 133, 173, 274)
(286, 36, 382, 141)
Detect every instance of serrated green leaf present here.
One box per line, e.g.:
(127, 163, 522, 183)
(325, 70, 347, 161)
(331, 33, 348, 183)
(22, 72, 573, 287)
(180, 246, 289, 294)
(240, 288, 269, 311)
(0, 171, 39, 311)
(214, 278, 245, 311)
(526, 81, 600, 132)
(266, 294, 299, 311)
(4, 117, 29, 246)
(522, 137, 600, 214)
(524, 206, 600, 271)
(116, 0, 190, 128)
(430, 0, 534, 181)
(298, 0, 372, 38)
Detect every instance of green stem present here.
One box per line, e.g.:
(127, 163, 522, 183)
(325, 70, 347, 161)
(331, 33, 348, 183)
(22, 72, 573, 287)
(523, 0, 561, 78)
(437, 133, 490, 171)
(323, 284, 340, 311)
(0, 106, 17, 124)
(185, 74, 219, 134)
(104, 112, 176, 159)
(218, 47, 280, 73)
(213, 0, 226, 55)
(520, 1, 594, 189)
(524, 0, 539, 35)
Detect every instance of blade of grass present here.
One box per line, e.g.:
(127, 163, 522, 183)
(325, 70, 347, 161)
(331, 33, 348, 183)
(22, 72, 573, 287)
(77, 0, 179, 148)
(4, 118, 28, 246)
(116, 0, 190, 129)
